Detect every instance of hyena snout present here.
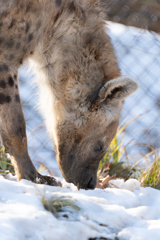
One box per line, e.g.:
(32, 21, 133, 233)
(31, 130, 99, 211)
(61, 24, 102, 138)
(76, 172, 97, 190)
(64, 166, 98, 190)
(59, 151, 99, 190)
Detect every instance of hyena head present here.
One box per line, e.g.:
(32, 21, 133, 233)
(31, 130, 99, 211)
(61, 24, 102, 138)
(55, 76, 137, 190)
(32, 1, 138, 189)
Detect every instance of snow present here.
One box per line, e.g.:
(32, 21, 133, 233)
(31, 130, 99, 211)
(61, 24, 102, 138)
(1, 175, 160, 240)
(109, 179, 141, 192)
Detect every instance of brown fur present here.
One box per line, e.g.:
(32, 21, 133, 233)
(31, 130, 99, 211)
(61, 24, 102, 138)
(0, 0, 138, 189)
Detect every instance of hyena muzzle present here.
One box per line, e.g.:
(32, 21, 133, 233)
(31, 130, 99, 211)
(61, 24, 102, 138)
(0, 0, 138, 189)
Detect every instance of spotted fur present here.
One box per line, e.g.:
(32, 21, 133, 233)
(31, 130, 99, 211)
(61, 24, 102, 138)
(0, 0, 138, 189)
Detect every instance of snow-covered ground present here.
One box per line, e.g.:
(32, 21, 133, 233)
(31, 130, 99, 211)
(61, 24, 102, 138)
(1, 175, 160, 240)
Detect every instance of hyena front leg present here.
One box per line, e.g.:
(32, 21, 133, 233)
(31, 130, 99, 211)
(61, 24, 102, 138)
(0, 72, 61, 186)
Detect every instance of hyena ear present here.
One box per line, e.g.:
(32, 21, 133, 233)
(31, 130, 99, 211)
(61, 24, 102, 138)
(98, 76, 138, 103)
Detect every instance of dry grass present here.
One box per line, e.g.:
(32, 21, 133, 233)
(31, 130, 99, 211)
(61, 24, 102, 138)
(0, 146, 14, 174)
(98, 115, 142, 181)
(42, 195, 80, 218)
(140, 152, 160, 189)
(98, 113, 160, 190)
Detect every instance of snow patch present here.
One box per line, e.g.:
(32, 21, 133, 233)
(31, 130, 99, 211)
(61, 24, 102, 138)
(0, 175, 160, 240)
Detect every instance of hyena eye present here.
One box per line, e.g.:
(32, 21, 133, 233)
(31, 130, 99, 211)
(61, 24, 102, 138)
(94, 143, 103, 152)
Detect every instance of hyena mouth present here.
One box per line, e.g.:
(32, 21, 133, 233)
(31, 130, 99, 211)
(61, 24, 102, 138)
(76, 175, 97, 190)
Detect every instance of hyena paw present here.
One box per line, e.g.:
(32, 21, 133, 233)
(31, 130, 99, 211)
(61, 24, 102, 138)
(36, 174, 62, 187)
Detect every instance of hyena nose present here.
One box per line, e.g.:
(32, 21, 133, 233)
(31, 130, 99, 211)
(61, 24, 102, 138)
(77, 175, 97, 190)
(87, 176, 97, 190)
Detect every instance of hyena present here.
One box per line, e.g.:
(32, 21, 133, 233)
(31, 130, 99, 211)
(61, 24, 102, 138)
(0, 0, 138, 189)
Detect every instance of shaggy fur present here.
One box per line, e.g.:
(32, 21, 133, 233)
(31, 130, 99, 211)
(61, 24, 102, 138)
(0, 0, 138, 189)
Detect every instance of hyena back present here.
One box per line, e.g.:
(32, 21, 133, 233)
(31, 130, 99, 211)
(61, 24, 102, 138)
(0, 0, 138, 189)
